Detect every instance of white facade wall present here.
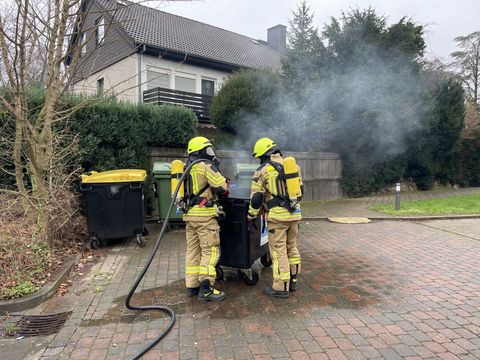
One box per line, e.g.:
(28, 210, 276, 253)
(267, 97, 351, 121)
(72, 55, 139, 103)
(140, 55, 231, 98)
(72, 53, 233, 103)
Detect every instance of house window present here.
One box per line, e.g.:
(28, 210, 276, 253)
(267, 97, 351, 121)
(147, 70, 170, 90)
(97, 78, 104, 94)
(96, 17, 105, 46)
(175, 75, 196, 93)
(201, 79, 215, 97)
(80, 32, 86, 57)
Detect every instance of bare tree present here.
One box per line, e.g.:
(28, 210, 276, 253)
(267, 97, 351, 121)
(451, 31, 480, 106)
(0, 0, 197, 229)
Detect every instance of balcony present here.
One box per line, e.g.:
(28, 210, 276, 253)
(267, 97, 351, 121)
(143, 87, 213, 123)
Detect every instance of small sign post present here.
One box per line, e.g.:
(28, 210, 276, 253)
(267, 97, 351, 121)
(395, 182, 401, 211)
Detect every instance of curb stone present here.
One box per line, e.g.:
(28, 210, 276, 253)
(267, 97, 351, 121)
(0, 254, 81, 315)
(303, 214, 480, 222)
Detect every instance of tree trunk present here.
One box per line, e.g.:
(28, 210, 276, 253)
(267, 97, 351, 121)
(13, 107, 29, 207)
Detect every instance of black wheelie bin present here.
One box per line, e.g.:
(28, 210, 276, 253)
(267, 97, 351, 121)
(80, 169, 148, 249)
(217, 164, 271, 285)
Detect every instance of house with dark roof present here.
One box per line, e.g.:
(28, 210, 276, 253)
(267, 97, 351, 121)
(71, 0, 285, 121)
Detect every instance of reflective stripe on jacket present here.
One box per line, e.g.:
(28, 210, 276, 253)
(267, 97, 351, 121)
(249, 153, 303, 222)
(184, 161, 228, 221)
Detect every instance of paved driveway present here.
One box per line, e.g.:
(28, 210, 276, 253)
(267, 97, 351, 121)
(2, 219, 480, 359)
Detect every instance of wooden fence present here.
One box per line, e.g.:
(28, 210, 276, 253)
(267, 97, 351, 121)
(150, 147, 343, 201)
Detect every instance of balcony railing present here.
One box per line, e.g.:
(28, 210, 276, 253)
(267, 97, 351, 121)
(143, 87, 213, 123)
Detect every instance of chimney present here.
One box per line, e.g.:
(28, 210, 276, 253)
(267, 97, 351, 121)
(267, 24, 287, 53)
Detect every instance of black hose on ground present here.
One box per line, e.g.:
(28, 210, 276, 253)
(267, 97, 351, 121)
(125, 159, 209, 360)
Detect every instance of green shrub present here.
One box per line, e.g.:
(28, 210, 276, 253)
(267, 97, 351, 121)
(460, 138, 480, 186)
(196, 126, 238, 149)
(73, 102, 197, 171)
(210, 70, 282, 134)
(144, 104, 197, 148)
(406, 158, 435, 190)
(340, 159, 376, 197)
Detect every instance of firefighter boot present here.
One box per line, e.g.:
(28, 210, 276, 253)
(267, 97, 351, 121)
(186, 287, 199, 297)
(264, 286, 289, 298)
(198, 280, 225, 302)
(289, 275, 298, 292)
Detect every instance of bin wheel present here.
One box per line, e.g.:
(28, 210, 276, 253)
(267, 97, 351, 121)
(159, 221, 171, 233)
(165, 222, 171, 233)
(241, 270, 259, 286)
(260, 253, 272, 267)
(215, 265, 224, 282)
(142, 225, 149, 236)
(136, 235, 146, 248)
(88, 237, 100, 250)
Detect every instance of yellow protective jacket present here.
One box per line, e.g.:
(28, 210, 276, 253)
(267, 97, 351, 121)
(183, 161, 228, 221)
(249, 153, 303, 222)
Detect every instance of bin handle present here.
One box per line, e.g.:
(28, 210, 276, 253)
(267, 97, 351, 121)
(130, 182, 143, 189)
(80, 184, 92, 191)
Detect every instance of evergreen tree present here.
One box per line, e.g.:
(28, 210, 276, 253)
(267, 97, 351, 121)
(281, 1, 325, 96)
(430, 78, 465, 183)
(288, 0, 322, 55)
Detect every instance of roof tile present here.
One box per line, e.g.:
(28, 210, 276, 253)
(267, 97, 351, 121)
(114, 1, 282, 70)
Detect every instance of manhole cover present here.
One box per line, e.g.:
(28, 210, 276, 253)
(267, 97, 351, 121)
(17, 312, 72, 337)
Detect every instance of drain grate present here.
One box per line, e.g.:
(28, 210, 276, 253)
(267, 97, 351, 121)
(17, 312, 72, 337)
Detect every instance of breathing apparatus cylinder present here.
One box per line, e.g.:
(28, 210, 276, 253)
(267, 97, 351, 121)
(283, 156, 301, 202)
(171, 160, 185, 201)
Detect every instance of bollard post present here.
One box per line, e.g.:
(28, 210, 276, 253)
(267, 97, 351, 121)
(395, 182, 401, 210)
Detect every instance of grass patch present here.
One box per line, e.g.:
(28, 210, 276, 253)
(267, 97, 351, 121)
(3, 322, 19, 337)
(371, 194, 480, 216)
(0, 192, 85, 300)
(0, 237, 53, 300)
(2, 281, 39, 299)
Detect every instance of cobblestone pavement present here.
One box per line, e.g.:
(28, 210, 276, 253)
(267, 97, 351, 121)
(302, 187, 480, 218)
(2, 219, 480, 359)
(417, 219, 480, 241)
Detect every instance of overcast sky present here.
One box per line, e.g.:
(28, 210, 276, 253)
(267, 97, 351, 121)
(159, 0, 480, 61)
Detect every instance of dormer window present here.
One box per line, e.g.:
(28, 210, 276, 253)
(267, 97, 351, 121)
(96, 17, 105, 46)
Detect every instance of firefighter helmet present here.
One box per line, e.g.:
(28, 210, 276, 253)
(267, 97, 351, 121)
(187, 136, 213, 154)
(252, 137, 277, 158)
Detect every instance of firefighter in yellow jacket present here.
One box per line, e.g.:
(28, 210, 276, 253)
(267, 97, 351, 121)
(248, 138, 302, 298)
(182, 137, 228, 302)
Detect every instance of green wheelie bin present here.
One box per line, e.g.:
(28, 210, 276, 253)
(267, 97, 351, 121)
(152, 162, 183, 230)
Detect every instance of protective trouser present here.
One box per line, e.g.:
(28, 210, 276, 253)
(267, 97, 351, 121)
(268, 220, 301, 291)
(185, 217, 221, 288)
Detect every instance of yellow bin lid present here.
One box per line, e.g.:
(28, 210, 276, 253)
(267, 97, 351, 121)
(80, 169, 147, 184)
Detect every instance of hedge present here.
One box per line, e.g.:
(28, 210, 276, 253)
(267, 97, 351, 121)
(72, 101, 197, 172)
(0, 92, 198, 188)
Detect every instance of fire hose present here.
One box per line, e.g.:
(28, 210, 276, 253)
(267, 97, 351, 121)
(125, 158, 213, 360)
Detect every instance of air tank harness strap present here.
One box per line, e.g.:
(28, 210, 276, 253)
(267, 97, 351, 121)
(189, 184, 215, 208)
(265, 161, 297, 213)
(266, 195, 296, 213)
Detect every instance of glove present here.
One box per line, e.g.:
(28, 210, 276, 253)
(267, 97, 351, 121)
(247, 212, 257, 221)
(217, 206, 226, 220)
